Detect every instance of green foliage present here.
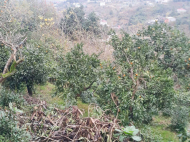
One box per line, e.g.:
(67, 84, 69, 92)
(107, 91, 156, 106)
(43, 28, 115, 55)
(0, 44, 9, 74)
(0, 88, 25, 109)
(138, 23, 190, 87)
(83, 12, 100, 35)
(140, 126, 163, 142)
(81, 90, 97, 104)
(60, 7, 100, 37)
(60, 6, 85, 36)
(168, 92, 190, 130)
(152, 4, 170, 16)
(0, 103, 31, 142)
(55, 43, 100, 106)
(97, 29, 175, 125)
(128, 7, 147, 25)
(115, 126, 141, 141)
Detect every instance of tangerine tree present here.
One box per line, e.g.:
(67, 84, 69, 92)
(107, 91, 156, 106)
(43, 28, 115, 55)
(55, 43, 100, 106)
(137, 23, 190, 90)
(96, 30, 175, 125)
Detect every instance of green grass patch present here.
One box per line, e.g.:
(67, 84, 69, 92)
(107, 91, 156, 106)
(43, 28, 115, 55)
(150, 115, 179, 142)
(35, 82, 64, 106)
(77, 99, 89, 117)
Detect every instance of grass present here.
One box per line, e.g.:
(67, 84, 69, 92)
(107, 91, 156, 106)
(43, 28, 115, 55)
(35, 82, 89, 116)
(150, 115, 179, 142)
(35, 83, 180, 142)
(77, 99, 89, 117)
(35, 82, 64, 106)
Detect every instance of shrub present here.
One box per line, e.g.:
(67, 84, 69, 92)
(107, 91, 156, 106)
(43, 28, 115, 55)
(114, 126, 141, 141)
(0, 88, 25, 109)
(170, 92, 190, 130)
(0, 103, 31, 142)
(81, 90, 97, 104)
(140, 126, 163, 142)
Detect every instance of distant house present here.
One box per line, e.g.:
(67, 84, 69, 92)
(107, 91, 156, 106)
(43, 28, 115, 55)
(177, 8, 187, 14)
(73, 3, 80, 8)
(103, 0, 111, 2)
(88, 0, 111, 3)
(155, 0, 171, 4)
(112, 25, 121, 29)
(164, 17, 176, 23)
(100, 20, 108, 26)
(146, 1, 155, 7)
(100, 2, 105, 6)
(147, 19, 158, 25)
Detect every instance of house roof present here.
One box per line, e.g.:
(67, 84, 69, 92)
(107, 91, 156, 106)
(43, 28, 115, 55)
(177, 8, 186, 10)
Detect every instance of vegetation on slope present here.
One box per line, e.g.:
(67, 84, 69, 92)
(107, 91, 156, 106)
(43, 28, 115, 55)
(0, 0, 190, 141)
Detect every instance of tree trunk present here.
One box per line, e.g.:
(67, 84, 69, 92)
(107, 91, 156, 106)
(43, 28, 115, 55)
(27, 85, 33, 96)
(129, 106, 133, 120)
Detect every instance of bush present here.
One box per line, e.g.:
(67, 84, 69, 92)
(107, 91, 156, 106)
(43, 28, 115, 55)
(0, 103, 31, 142)
(141, 126, 163, 142)
(81, 90, 97, 104)
(0, 88, 25, 109)
(170, 92, 190, 130)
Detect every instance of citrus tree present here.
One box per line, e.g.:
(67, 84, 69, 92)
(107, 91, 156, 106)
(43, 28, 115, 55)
(3, 41, 50, 96)
(55, 43, 100, 105)
(137, 23, 190, 90)
(60, 7, 100, 38)
(96, 30, 175, 125)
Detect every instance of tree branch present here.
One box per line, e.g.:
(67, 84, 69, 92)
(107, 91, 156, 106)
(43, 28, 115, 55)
(0, 37, 27, 84)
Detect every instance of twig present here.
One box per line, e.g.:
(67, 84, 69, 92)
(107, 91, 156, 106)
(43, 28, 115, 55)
(72, 125, 81, 141)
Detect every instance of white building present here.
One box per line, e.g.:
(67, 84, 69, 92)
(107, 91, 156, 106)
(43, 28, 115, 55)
(165, 17, 176, 23)
(177, 8, 187, 14)
(103, 0, 111, 2)
(147, 19, 158, 25)
(88, 0, 111, 2)
(100, 2, 106, 6)
(73, 3, 80, 7)
(155, 0, 171, 4)
(100, 19, 108, 26)
(146, 1, 155, 7)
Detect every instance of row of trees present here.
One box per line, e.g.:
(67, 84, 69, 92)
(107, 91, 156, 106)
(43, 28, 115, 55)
(53, 23, 190, 125)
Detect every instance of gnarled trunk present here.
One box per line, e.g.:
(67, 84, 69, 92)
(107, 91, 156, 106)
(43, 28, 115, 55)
(27, 84, 33, 96)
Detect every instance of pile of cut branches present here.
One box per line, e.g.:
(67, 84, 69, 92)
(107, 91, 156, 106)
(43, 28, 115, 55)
(18, 101, 123, 142)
